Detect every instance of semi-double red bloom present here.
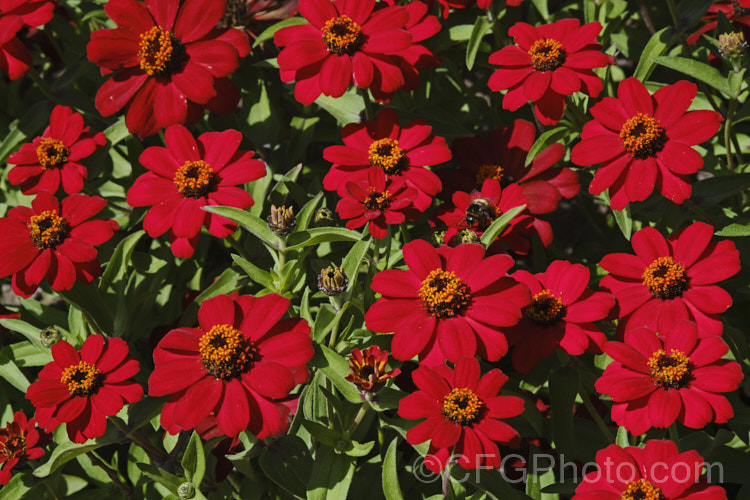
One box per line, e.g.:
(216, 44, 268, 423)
(0, 412, 46, 485)
(8, 105, 106, 195)
(505, 260, 615, 374)
(436, 179, 553, 255)
(26, 336, 143, 443)
(365, 239, 530, 365)
(398, 357, 524, 473)
(574, 440, 727, 499)
(571, 78, 723, 210)
(149, 293, 313, 438)
(0, 191, 119, 298)
(324, 108, 449, 211)
(335, 166, 418, 238)
(127, 125, 266, 258)
(439, 119, 578, 213)
(599, 222, 740, 337)
(489, 19, 610, 125)
(87, 0, 250, 137)
(596, 321, 743, 436)
(0, 0, 55, 80)
(345, 345, 400, 393)
(274, 0, 414, 104)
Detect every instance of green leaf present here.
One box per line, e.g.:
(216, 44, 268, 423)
(285, 227, 363, 251)
(616, 426, 630, 448)
(103, 117, 129, 146)
(466, 16, 492, 71)
(310, 345, 362, 404)
(652, 56, 733, 95)
(306, 446, 355, 500)
(258, 435, 313, 498)
(0, 472, 43, 500)
(0, 102, 49, 164)
(201, 205, 282, 249)
(612, 205, 633, 240)
(296, 192, 324, 232)
(100, 230, 146, 290)
(549, 366, 578, 458)
(181, 431, 206, 488)
(529, 0, 549, 19)
(253, 17, 309, 47)
(716, 222, 750, 237)
(232, 254, 273, 288)
(315, 92, 365, 125)
(693, 173, 750, 205)
(136, 463, 184, 492)
(382, 438, 405, 500)
(341, 239, 371, 297)
(526, 127, 567, 164)
(633, 28, 673, 81)
(34, 428, 120, 477)
(480, 205, 526, 247)
(459, 466, 524, 499)
(0, 349, 30, 393)
(301, 419, 343, 449)
(193, 267, 242, 305)
(345, 440, 374, 458)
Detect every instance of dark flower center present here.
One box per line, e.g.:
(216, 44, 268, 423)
(419, 269, 472, 318)
(733, 0, 750, 17)
(363, 187, 393, 211)
(138, 26, 187, 76)
(322, 15, 364, 55)
(199, 324, 259, 380)
(528, 38, 567, 71)
(524, 289, 566, 326)
(642, 256, 688, 299)
(173, 160, 218, 198)
(368, 138, 407, 175)
(2, 435, 26, 456)
(648, 349, 691, 389)
(442, 388, 484, 425)
(36, 138, 69, 170)
(475, 164, 504, 185)
(621, 479, 665, 500)
(27, 210, 71, 250)
(620, 113, 666, 159)
(61, 361, 103, 396)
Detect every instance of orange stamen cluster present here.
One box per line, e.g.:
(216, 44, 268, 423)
(621, 479, 665, 500)
(36, 138, 69, 170)
(363, 187, 392, 211)
(442, 387, 484, 425)
(475, 164, 504, 184)
(61, 361, 103, 396)
(528, 38, 567, 71)
(524, 289, 565, 326)
(419, 269, 472, 318)
(199, 324, 258, 380)
(0, 423, 27, 457)
(173, 160, 217, 198)
(322, 15, 363, 55)
(642, 256, 688, 299)
(138, 26, 184, 76)
(346, 346, 399, 392)
(620, 113, 666, 159)
(648, 349, 691, 389)
(27, 210, 70, 250)
(368, 138, 406, 175)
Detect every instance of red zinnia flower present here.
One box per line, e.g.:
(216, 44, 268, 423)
(0, 191, 119, 298)
(126, 125, 266, 258)
(439, 119, 578, 214)
(688, 1, 750, 45)
(505, 260, 615, 374)
(436, 179, 553, 255)
(345, 345, 401, 393)
(148, 293, 313, 438)
(0, 411, 46, 485)
(365, 239, 530, 365)
(398, 357, 524, 473)
(599, 222, 740, 337)
(488, 19, 610, 125)
(86, 0, 251, 138)
(574, 440, 727, 499)
(26, 335, 143, 443)
(273, 0, 414, 105)
(335, 166, 418, 239)
(0, 0, 55, 80)
(323, 108, 449, 212)
(596, 321, 743, 436)
(571, 78, 723, 210)
(400, 0, 521, 19)
(8, 105, 106, 195)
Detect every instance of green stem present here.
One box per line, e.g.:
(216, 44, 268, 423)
(360, 88, 375, 121)
(347, 401, 370, 435)
(725, 99, 738, 172)
(579, 383, 616, 444)
(26, 71, 60, 104)
(111, 417, 168, 460)
(88, 452, 133, 499)
(668, 423, 681, 451)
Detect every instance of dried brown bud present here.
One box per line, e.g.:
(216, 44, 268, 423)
(267, 205, 296, 235)
(317, 266, 348, 296)
(345, 346, 400, 393)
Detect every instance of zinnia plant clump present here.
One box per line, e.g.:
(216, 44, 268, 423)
(0, 0, 748, 498)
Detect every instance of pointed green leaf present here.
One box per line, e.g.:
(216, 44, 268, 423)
(182, 431, 206, 488)
(383, 438, 405, 500)
(466, 16, 492, 71)
(480, 205, 526, 247)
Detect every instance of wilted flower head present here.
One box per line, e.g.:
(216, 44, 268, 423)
(317, 266, 348, 296)
(719, 31, 747, 67)
(345, 346, 400, 393)
(267, 205, 296, 235)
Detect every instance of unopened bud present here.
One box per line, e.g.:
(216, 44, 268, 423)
(40, 327, 61, 348)
(456, 229, 479, 244)
(178, 482, 195, 499)
(719, 31, 747, 60)
(267, 205, 296, 235)
(317, 266, 348, 296)
(313, 207, 334, 227)
(429, 229, 446, 246)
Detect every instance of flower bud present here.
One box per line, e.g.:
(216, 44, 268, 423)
(345, 345, 400, 393)
(178, 482, 195, 499)
(719, 31, 747, 61)
(267, 205, 296, 235)
(313, 207, 334, 227)
(40, 327, 61, 348)
(317, 266, 348, 296)
(429, 229, 446, 246)
(456, 228, 479, 244)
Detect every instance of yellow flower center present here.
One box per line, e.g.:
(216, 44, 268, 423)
(363, 187, 392, 211)
(442, 387, 484, 425)
(61, 361, 103, 397)
(621, 479, 665, 500)
(198, 324, 259, 380)
(27, 210, 70, 250)
(528, 38, 567, 71)
(419, 269, 472, 319)
(368, 138, 407, 175)
(138, 26, 186, 76)
(648, 349, 691, 389)
(524, 289, 565, 326)
(173, 160, 217, 198)
(620, 113, 666, 159)
(475, 164, 504, 184)
(322, 15, 364, 55)
(36, 138, 69, 170)
(642, 256, 688, 299)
